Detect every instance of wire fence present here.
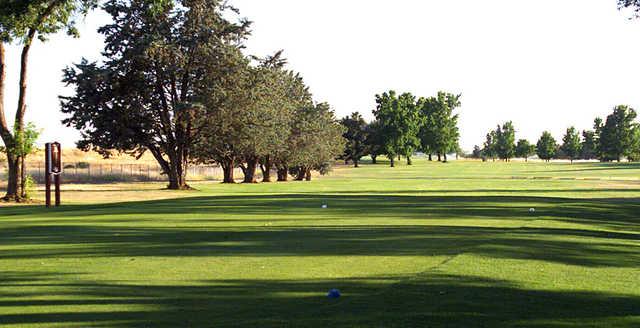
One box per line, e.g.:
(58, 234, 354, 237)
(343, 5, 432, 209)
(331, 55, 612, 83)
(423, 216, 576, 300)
(0, 162, 246, 184)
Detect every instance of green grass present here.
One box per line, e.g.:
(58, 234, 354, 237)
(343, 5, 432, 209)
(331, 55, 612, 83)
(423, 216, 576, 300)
(1, 160, 639, 327)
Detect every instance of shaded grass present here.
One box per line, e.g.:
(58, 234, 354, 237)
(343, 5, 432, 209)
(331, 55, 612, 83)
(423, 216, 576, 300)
(0, 161, 639, 327)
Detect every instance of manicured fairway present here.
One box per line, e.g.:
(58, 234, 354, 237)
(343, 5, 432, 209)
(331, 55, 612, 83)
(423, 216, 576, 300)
(1, 160, 639, 327)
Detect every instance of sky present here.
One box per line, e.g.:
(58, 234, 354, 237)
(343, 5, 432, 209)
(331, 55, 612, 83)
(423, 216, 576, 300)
(3, 0, 640, 151)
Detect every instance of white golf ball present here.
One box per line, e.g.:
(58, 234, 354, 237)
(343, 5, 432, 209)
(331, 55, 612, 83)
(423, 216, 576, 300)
(321, 204, 328, 209)
(529, 208, 535, 213)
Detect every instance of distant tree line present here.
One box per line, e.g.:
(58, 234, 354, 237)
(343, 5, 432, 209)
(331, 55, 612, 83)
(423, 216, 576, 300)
(340, 91, 462, 167)
(472, 105, 640, 163)
(60, 0, 345, 189)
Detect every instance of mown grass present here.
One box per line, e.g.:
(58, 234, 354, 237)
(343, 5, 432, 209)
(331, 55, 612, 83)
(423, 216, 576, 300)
(0, 159, 639, 327)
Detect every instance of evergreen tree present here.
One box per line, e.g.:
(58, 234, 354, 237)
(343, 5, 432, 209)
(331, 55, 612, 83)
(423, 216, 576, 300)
(581, 130, 598, 160)
(599, 105, 639, 162)
(61, 0, 251, 189)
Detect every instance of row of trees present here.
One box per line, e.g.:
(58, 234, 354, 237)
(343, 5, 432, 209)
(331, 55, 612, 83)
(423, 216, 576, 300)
(474, 105, 640, 162)
(59, 0, 345, 189)
(340, 91, 462, 167)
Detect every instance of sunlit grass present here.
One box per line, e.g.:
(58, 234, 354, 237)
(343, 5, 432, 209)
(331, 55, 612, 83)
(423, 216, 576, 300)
(0, 160, 639, 327)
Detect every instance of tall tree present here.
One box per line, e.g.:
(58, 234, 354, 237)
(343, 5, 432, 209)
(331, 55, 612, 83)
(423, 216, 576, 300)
(61, 0, 250, 189)
(471, 145, 483, 159)
(483, 130, 498, 161)
(515, 139, 535, 162)
(536, 131, 557, 162)
(561, 126, 582, 163)
(593, 118, 604, 160)
(598, 105, 639, 162)
(365, 120, 384, 164)
(341, 112, 369, 168)
(581, 130, 598, 160)
(418, 92, 462, 162)
(496, 121, 516, 161)
(373, 91, 421, 167)
(0, 0, 96, 200)
(287, 102, 345, 181)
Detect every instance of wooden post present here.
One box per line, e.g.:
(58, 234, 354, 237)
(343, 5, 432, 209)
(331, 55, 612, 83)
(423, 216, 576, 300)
(45, 142, 62, 207)
(54, 173, 61, 206)
(45, 143, 51, 208)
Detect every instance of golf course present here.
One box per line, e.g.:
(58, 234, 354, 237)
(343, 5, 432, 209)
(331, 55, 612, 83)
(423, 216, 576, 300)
(0, 160, 639, 327)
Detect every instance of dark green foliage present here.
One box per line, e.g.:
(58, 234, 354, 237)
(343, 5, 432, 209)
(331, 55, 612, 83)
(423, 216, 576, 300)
(373, 91, 422, 166)
(536, 131, 558, 161)
(365, 120, 384, 164)
(483, 131, 498, 161)
(61, 0, 251, 189)
(581, 130, 598, 160)
(598, 105, 639, 162)
(495, 121, 516, 161)
(418, 92, 462, 162)
(561, 127, 582, 163)
(341, 112, 369, 167)
(515, 139, 535, 161)
(618, 0, 640, 16)
(471, 145, 483, 159)
(287, 103, 345, 180)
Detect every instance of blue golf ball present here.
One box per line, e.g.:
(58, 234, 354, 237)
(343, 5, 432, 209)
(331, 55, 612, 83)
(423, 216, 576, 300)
(327, 289, 341, 299)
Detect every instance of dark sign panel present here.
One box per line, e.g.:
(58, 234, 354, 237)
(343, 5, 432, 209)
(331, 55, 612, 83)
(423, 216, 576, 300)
(51, 142, 62, 174)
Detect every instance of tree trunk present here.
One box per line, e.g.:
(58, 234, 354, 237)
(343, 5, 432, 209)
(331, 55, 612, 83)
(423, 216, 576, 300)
(4, 154, 22, 201)
(443, 153, 448, 162)
(437, 153, 442, 162)
(295, 167, 306, 181)
(165, 151, 189, 189)
(390, 156, 395, 168)
(242, 157, 258, 183)
(407, 156, 412, 165)
(221, 158, 235, 184)
(167, 164, 188, 189)
(305, 168, 312, 181)
(277, 165, 288, 182)
(371, 155, 377, 164)
(20, 155, 26, 198)
(428, 154, 432, 161)
(354, 158, 359, 168)
(260, 156, 272, 183)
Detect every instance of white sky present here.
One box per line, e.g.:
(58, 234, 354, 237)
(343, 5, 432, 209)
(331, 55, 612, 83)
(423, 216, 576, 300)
(3, 0, 640, 150)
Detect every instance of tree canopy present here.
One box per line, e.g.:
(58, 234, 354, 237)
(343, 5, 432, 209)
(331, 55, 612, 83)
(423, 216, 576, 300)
(61, 0, 251, 189)
(561, 126, 582, 163)
(536, 131, 557, 162)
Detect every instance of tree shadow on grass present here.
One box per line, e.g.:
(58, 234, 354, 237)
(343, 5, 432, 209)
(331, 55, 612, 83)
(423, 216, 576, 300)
(2, 193, 638, 230)
(0, 272, 639, 327)
(0, 194, 638, 267)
